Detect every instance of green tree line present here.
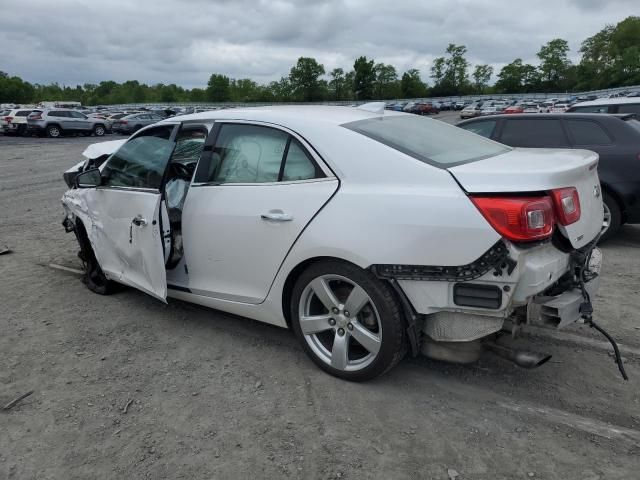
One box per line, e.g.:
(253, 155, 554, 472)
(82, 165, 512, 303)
(1, 16, 638, 105)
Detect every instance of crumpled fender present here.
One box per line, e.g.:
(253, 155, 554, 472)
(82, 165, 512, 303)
(62, 188, 107, 272)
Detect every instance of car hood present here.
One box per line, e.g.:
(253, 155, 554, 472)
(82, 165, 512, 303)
(82, 139, 126, 160)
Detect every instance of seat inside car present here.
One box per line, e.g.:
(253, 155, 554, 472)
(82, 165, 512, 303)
(164, 128, 207, 268)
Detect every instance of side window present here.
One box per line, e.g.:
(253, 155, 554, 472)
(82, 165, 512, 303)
(459, 120, 497, 139)
(500, 119, 569, 147)
(70, 111, 87, 119)
(50, 111, 67, 118)
(617, 104, 640, 114)
(210, 124, 288, 184)
(16, 111, 31, 117)
(171, 128, 207, 165)
(282, 139, 323, 181)
(566, 120, 612, 145)
(101, 126, 175, 189)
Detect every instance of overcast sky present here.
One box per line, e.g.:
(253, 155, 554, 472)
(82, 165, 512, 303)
(0, 0, 636, 88)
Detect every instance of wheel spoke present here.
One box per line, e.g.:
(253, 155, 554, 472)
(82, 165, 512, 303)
(330, 333, 349, 370)
(343, 284, 369, 317)
(350, 322, 381, 354)
(299, 314, 333, 335)
(310, 277, 340, 311)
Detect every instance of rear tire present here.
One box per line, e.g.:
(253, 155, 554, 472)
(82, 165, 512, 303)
(290, 260, 406, 381)
(93, 125, 105, 136)
(599, 192, 622, 243)
(47, 125, 62, 138)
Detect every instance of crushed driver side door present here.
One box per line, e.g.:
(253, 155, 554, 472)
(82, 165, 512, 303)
(67, 123, 180, 301)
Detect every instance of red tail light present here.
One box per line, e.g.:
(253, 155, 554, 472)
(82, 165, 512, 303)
(29, 113, 42, 120)
(5, 116, 13, 122)
(471, 196, 555, 242)
(120, 120, 128, 124)
(550, 187, 581, 225)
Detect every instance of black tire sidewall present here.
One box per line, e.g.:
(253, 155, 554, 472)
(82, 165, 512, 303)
(47, 125, 61, 138)
(600, 192, 622, 243)
(75, 222, 117, 295)
(290, 260, 406, 381)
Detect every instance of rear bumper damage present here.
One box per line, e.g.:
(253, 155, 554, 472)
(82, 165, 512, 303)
(383, 239, 614, 370)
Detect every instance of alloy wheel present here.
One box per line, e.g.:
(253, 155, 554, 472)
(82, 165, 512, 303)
(298, 274, 382, 372)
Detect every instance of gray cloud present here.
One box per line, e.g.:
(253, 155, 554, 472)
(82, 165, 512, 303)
(0, 0, 636, 88)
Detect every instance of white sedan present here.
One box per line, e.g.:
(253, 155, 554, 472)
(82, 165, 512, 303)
(62, 104, 605, 381)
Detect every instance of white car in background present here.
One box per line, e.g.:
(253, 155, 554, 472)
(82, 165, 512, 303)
(551, 102, 572, 113)
(60, 104, 607, 381)
(522, 103, 543, 113)
(3, 108, 36, 136)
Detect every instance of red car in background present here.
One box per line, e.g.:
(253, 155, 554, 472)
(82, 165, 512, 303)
(504, 104, 524, 114)
(404, 102, 440, 115)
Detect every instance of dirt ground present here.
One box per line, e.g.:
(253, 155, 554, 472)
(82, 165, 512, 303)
(1, 120, 639, 479)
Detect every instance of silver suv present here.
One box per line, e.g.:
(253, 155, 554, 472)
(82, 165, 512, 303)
(27, 109, 107, 138)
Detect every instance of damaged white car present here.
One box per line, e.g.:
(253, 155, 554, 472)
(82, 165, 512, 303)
(61, 105, 625, 381)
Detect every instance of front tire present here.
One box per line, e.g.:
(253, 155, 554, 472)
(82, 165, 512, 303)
(290, 260, 406, 381)
(74, 221, 119, 295)
(600, 192, 622, 243)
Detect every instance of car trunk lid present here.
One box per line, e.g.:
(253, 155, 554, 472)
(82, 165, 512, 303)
(448, 148, 603, 249)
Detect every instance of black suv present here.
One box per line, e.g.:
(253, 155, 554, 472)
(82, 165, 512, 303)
(457, 113, 640, 241)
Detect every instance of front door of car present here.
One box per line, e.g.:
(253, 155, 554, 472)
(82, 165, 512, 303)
(87, 123, 180, 300)
(182, 122, 338, 304)
(70, 111, 92, 131)
(53, 111, 75, 131)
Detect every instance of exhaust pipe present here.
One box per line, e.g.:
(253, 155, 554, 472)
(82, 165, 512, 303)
(485, 341, 552, 369)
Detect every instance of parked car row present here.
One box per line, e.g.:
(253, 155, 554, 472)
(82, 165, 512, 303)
(385, 100, 469, 114)
(1, 104, 227, 138)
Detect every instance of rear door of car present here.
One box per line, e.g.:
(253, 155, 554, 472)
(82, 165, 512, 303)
(565, 117, 640, 189)
(68, 111, 89, 131)
(494, 117, 571, 148)
(181, 121, 339, 304)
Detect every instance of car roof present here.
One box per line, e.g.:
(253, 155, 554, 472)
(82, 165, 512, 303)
(572, 97, 640, 106)
(159, 105, 398, 129)
(457, 113, 630, 124)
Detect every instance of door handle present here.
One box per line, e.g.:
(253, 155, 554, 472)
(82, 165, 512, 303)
(131, 215, 148, 227)
(261, 211, 293, 222)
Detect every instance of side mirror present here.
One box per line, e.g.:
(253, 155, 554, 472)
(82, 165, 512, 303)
(75, 168, 102, 188)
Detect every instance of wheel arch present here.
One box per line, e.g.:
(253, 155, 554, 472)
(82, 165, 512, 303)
(281, 256, 356, 328)
(279, 255, 413, 338)
(600, 183, 626, 222)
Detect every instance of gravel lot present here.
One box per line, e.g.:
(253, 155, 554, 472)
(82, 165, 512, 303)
(1, 116, 639, 479)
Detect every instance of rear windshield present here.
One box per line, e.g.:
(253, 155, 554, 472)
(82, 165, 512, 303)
(343, 115, 510, 167)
